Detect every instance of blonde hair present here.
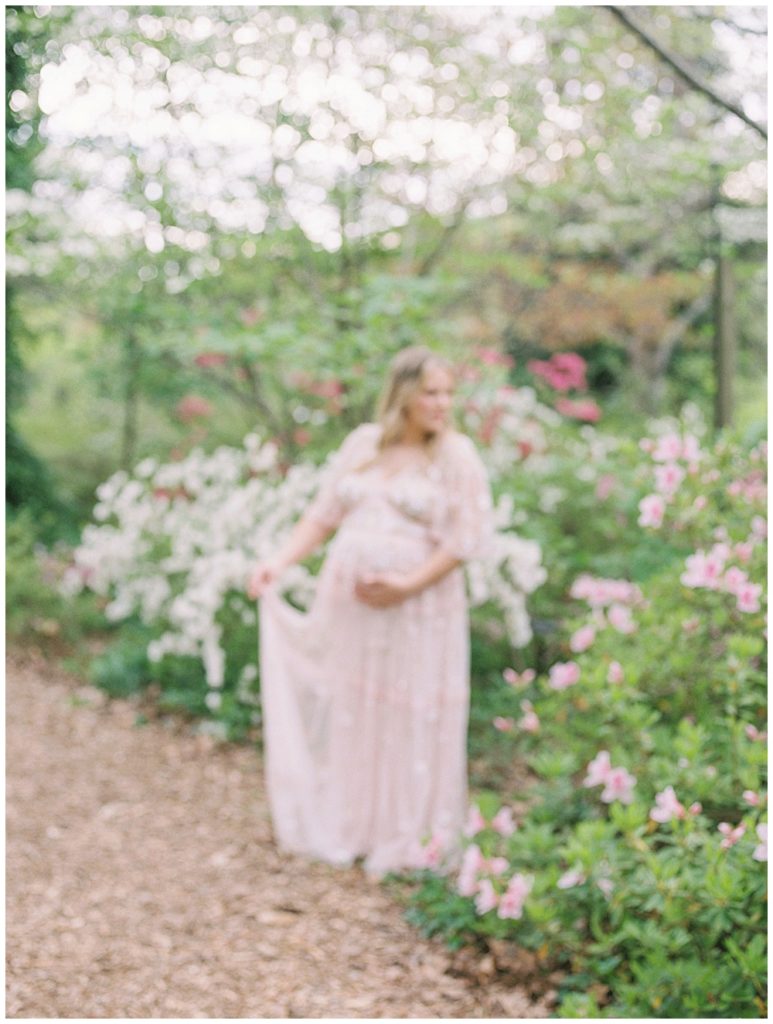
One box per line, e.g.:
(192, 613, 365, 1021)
(354, 346, 456, 472)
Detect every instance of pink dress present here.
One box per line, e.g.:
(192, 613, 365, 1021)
(258, 422, 495, 877)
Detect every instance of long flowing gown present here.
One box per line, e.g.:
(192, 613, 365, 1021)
(258, 422, 495, 877)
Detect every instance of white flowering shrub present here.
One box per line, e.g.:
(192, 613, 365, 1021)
(63, 411, 552, 723)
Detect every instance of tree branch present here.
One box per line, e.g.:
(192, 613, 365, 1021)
(604, 5, 767, 140)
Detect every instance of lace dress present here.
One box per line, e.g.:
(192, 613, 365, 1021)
(258, 422, 495, 877)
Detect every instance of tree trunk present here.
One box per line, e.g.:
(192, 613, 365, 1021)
(121, 332, 140, 469)
(713, 252, 736, 430)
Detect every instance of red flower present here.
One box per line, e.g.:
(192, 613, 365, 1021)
(176, 395, 214, 423)
(555, 397, 602, 422)
(475, 345, 515, 368)
(528, 352, 587, 392)
(194, 352, 228, 369)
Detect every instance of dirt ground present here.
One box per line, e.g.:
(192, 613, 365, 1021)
(6, 648, 554, 1019)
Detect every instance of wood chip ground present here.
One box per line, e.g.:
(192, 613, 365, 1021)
(6, 649, 553, 1018)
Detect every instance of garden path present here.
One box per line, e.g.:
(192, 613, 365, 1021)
(7, 649, 551, 1019)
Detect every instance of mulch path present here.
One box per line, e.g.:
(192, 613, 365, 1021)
(6, 648, 554, 1019)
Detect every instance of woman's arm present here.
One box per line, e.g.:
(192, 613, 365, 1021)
(272, 513, 334, 571)
(354, 546, 462, 608)
(247, 513, 333, 598)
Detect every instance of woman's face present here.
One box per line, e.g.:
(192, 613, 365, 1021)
(403, 363, 455, 436)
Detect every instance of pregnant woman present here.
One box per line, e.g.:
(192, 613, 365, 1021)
(247, 346, 495, 879)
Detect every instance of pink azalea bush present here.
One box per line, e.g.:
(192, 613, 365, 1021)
(410, 421, 766, 1018)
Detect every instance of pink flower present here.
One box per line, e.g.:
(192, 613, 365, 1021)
(654, 462, 685, 495)
(753, 823, 767, 862)
(492, 807, 517, 837)
(743, 790, 761, 807)
(474, 878, 499, 914)
(680, 548, 726, 589)
(718, 822, 746, 849)
(607, 661, 624, 684)
(475, 345, 514, 368)
(557, 867, 586, 889)
(569, 575, 642, 608)
(527, 353, 587, 392)
(638, 493, 666, 528)
(570, 625, 596, 652)
(689, 802, 702, 815)
(194, 351, 229, 368)
(595, 474, 616, 500)
(519, 709, 540, 733)
(693, 495, 707, 511)
(650, 785, 687, 823)
(463, 805, 486, 838)
(497, 873, 532, 919)
(555, 397, 602, 422)
(583, 750, 612, 787)
(175, 394, 214, 422)
(751, 516, 767, 540)
(503, 667, 535, 687)
(734, 541, 754, 563)
(486, 856, 509, 876)
(682, 617, 700, 633)
(600, 766, 636, 804)
(548, 661, 581, 690)
(652, 433, 683, 462)
(736, 582, 762, 613)
(608, 603, 636, 634)
(745, 724, 767, 742)
(596, 877, 614, 898)
(493, 716, 515, 732)
(681, 434, 702, 462)
(416, 833, 445, 869)
(722, 567, 749, 594)
(457, 844, 484, 896)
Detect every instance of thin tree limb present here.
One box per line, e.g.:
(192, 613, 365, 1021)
(604, 5, 767, 140)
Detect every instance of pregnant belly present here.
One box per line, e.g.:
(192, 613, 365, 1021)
(328, 522, 435, 577)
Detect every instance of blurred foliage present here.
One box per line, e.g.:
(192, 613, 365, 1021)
(5, 5, 765, 534)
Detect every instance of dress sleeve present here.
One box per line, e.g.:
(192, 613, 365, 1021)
(304, 423, 377, 532)
(437, 433, 496, 562)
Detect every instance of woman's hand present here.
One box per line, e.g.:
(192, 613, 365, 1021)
(246, 559, 284, 600)
(354, 571, 414, 608)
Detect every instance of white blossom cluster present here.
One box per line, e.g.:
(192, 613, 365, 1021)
(62, 428, 548, 708)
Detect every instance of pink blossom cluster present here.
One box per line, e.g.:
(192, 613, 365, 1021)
(680, 542, 763, 613)
(718, 821, 746, 849)
(548, 661, 581, 690)
(503, 667, 536, 688)
(727, 470, 767, 505)
(649, 786, 701, 823)
(463, 803, 518, 839)
(518, 700, 540, 733)
(527, 352, 587, 392)
(569, 574, 644, 609)
(555, 397, 602, 423)
(473, 345, 515, 368)
(582, 750, 636, 804)
(194, 351, 228, 368)
(557, 866, 586, 889)
(458, 844, 533, 919)
(176, 394, 214, 423)
(568, 574, 642, 637)
(637, 431, 705, 527)
(745, 724, 767, 742)
(639, 432, 702, 465)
